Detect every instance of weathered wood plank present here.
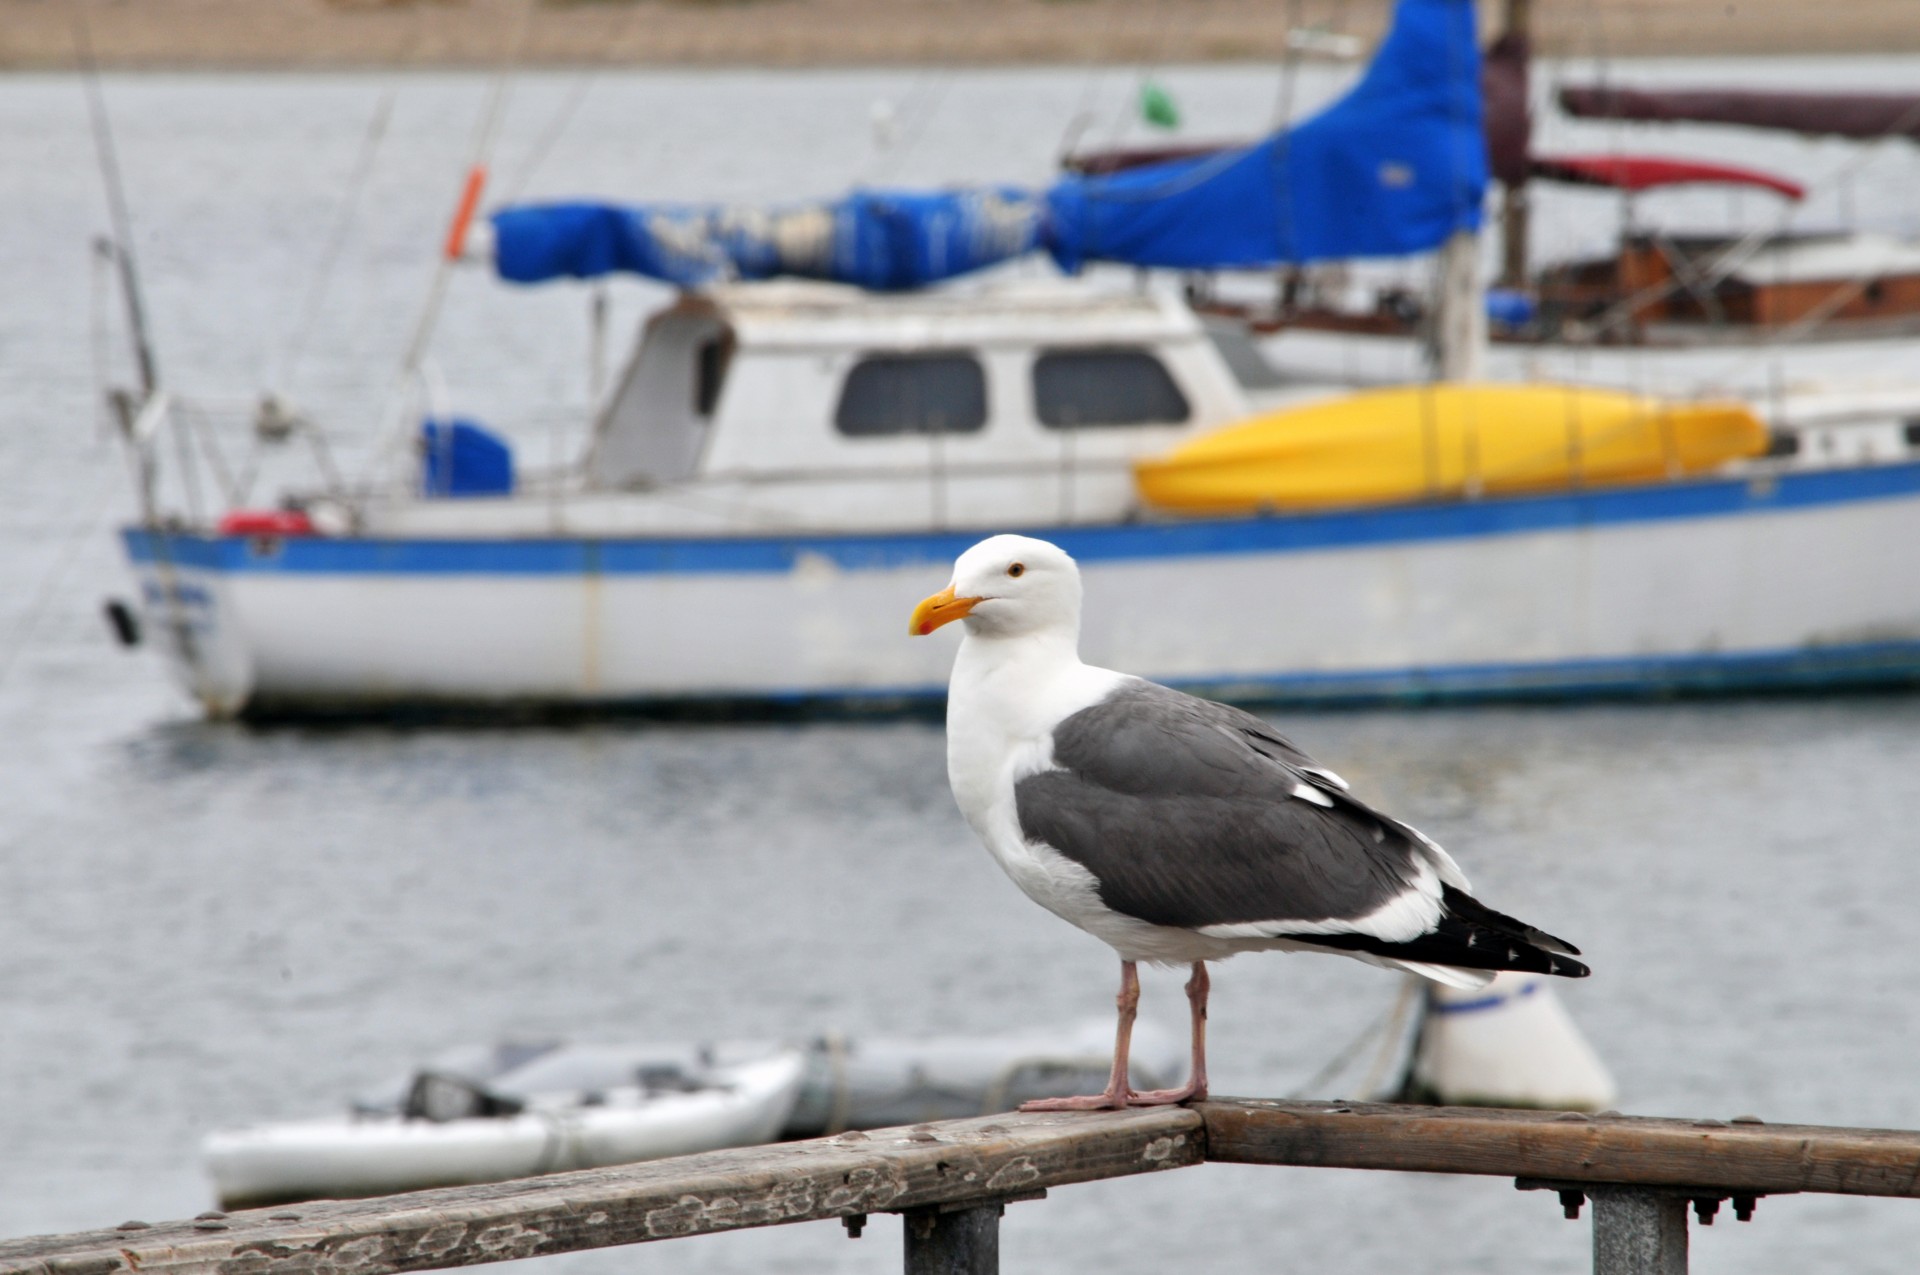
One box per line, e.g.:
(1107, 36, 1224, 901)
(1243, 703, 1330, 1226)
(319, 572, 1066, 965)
(0, 1109, 1203, 1275)
(1199, 1099, 1920, 1197)
(15, 1098, 1920, 1275)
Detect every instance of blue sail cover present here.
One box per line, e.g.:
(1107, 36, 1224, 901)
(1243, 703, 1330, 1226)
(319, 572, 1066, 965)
(1046, 0, 1485, 271)
(489, 0, 1482, 289)
(493, 188, 1045, 291)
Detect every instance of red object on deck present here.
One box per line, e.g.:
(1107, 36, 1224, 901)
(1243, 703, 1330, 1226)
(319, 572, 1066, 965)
(1529, 153, 1806, 201)
(217, 510, 315, 537)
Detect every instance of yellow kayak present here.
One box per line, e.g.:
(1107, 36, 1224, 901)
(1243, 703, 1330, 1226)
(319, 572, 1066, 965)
(1134, 382, 1769, 514)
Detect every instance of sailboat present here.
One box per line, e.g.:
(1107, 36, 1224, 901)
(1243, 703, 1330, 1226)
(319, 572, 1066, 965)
(1534, 82, 1920, 342)
(109, 0, 1920, 718)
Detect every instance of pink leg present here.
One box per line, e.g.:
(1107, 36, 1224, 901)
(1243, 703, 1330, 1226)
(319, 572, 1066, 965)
(1125, 962, 1209, 1105)
(1020, 960, 1139, 1111)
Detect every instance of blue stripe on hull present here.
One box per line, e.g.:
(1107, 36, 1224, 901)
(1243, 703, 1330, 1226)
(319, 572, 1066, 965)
(1171, 638, 1920, 706)
(123, 460, 1920, 577)
(237, 639, 1920, 720)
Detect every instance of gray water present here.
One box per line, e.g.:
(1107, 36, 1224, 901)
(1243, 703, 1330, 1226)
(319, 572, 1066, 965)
(6, 62, 1920, 1275)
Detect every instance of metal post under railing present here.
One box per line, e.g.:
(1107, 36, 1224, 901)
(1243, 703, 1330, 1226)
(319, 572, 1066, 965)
(1520, 1178, 1771, 1275)
(1591, 1188, 1688, 1275)
(902, 1202, 1003, 1275)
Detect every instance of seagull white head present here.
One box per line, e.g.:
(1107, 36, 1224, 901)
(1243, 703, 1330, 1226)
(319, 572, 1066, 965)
(909, 534, 1081, 641)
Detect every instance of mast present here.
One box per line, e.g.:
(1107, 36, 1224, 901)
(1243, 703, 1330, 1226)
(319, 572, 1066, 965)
(76, 14, 159, 404)
(1431, 229, 1487, 381)
(1430, 0, 1505, 382)
(1490, 0, 1532, 290)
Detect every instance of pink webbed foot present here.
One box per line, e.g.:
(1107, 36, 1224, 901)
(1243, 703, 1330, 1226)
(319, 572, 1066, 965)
(1121, 1082, 1207, 1107)
(1018, 1091, 1129, 1112)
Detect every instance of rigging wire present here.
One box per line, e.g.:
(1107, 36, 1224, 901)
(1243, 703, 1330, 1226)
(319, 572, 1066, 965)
(176, 400, 242, 510)
(1268, 0, 1308, 131)
(274, 88, 397, 400)
(1052, 1, 1124, 170)
(500, 75, 593, 206)
(364, 0, 536, 486)
(500, 0, 652, 204)
(88, 235, 116, 443)
(861, 68, 957, 186)
(0, 459, 130, 695)
(396, 34, 523, 381)
(1283, 976, 1424, 1101)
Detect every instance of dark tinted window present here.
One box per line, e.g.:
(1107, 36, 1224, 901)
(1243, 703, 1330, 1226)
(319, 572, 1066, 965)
(1033, 347, 1190, 428)
(834, 352, 988, 437)
(694, 336, 732, 417)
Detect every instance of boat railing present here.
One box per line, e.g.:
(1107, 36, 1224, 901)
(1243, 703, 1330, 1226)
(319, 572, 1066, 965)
(8, 1100, 1920, 1275)
(700, 455, 1141, 487)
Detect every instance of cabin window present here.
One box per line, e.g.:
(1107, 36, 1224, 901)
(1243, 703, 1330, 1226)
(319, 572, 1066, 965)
(834, 352, 988, 437)
(1033, 347, 1191, 428)
(693, 335, 733, 418)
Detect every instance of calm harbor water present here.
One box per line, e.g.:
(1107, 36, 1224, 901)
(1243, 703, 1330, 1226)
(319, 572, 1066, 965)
(5, 62, 1920, 1275)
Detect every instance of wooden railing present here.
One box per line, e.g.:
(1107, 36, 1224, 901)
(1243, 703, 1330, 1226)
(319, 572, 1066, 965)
(7, 1100, 1920, 1275)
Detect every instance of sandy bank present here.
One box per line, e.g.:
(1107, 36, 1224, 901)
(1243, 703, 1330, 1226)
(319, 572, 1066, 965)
(6, 0, 1920, 72)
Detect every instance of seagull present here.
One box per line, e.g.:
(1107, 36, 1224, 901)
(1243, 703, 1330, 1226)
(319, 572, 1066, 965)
(910, 534, 1589, 1111)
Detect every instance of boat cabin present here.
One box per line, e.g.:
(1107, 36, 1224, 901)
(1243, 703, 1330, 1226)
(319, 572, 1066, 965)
(1537, 230, 1920, 339)
(360, 279, 1250, 537)
(583, 280, 1248, 530)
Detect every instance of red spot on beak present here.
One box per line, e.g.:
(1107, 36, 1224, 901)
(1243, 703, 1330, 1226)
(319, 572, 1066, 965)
(909, 585, 981, 636)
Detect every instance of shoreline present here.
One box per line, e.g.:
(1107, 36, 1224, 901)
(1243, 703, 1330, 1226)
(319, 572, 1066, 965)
(6, 0, 1920, 73)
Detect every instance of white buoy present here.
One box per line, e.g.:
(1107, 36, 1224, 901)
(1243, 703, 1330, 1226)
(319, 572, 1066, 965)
(1404, 972, 1617, 1111)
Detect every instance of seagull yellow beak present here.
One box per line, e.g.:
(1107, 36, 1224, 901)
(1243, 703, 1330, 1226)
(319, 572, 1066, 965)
(910, 584, 982, 636)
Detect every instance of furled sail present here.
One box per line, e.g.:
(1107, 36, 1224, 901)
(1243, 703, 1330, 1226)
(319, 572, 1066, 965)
(492, 188, 1045, 291)
(488, 0, 1485, 290)
(1044, 0, 1485, 272)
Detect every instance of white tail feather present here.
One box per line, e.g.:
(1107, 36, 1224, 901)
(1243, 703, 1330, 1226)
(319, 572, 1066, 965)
(1387, 959, 1495, 990)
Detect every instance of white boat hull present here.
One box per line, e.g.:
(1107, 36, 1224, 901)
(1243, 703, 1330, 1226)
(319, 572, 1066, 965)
(203, 1052, 806, 1208)
(126, 462, 1920, 716)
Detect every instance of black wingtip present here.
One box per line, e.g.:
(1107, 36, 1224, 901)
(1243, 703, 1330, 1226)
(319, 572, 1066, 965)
(1303, 886, 1594, 979)
(1441, 885, 1584, 961)
(1537, 931, 1583, 958)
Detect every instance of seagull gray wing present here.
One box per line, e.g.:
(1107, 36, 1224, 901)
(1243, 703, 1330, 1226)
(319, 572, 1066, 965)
(1015, 680, 1585, 973)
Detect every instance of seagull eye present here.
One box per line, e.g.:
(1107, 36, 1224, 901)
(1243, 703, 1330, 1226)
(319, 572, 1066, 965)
(1007, 563, 1025, 578)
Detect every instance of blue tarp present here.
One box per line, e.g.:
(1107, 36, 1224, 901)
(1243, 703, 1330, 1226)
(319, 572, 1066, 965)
(1046, 0, 1485, 271)
(493, 188, 1045, 292)
(420, 419, 514, 497)
(488, 0, 1483, 290)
